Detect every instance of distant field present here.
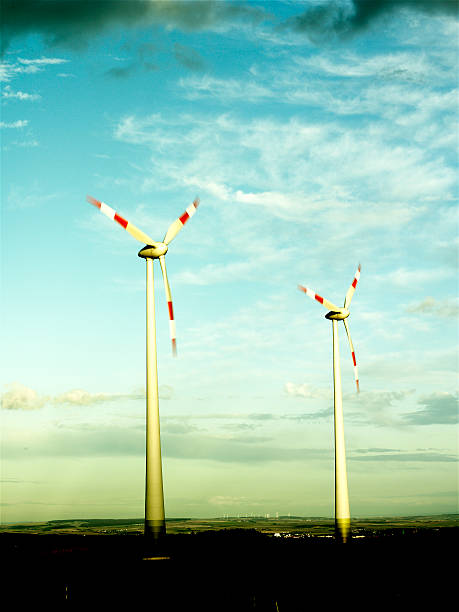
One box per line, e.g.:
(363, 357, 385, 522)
(2, 515, 457, 608)
(1, 513, 457, 536)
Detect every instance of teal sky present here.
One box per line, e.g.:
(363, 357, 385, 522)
(1, 0, 458, 523)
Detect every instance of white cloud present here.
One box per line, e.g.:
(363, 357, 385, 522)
(174, 247, 292, 286)
(0, 120, 28, 128)
(298, 51, 433, 81)
(1, 383, 48, 411)
(52, 389, 143, 406)
(17, 57, 69, 66)
(114, 108, 455, 213)
(179, 50, 457, 134)
(1, 383, 150, 410)
(179, 74, 272, 102)
(208, 495, 249, 506)
(10, 139, 39, 148)
(2, 85, 40, 101)
(0, 57, 68, 82)
(284, 382, 331, 400)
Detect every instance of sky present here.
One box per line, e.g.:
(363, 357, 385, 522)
(1, 0, 458, 524)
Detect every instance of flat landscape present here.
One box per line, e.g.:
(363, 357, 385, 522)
(1, 512, 457, 536)
(2, 514, 457, 609)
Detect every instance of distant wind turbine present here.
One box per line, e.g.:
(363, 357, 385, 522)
(86, 194, 199, 542)
(298, 265, 361, 543)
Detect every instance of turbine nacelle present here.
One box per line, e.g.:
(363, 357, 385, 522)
(325, 308, 349, 320)
(87, 194, 199, 357)
(138, 243, 168, 259)
(298, 264, 361, 392)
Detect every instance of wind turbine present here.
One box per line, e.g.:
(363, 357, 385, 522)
(298, 264, 361, 543)
(86, 194, 199, 542)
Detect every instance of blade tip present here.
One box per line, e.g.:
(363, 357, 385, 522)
(86, 194, 99, 208)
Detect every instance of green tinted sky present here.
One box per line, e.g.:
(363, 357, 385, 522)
(1, 1, 458, 523)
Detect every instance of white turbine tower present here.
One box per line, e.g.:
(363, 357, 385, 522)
(298, 264, 361, 543)
(86, 194, 199, 544)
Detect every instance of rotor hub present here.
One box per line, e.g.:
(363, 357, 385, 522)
(325, 309, 350, 320)
(138, 243, 168, 259)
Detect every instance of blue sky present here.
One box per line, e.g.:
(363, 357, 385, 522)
(1, 0, 458, 523)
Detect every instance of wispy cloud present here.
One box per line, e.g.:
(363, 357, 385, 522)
(208, 495, 249, 506)
(52, 389, 144, 407)
(377, 267, 454, 289)
(403, 392, 459, 425)
(284, 382, 332, 401)
(180, 51, 457, 130)
(173, 43, 205, 72)
(6, 184, 58, 209)
(3, 424, 145, 458)
(17, 57, 68, 66)
(173, 247, 293, 286)
(104, 64, 137, 79)
(282, 408, 334, 422)
(345, 390, 416, 427)
(180, 74, 272, 102)
(114, 109, 456, 215)
(9, 139, 39, 147)
(0, 382, 173, 410)
(1, 57, 68, 81)
(2, 85, 40, 101)
(163, 433, 332, 464)
(349, 448, 457, 462)
(0, 119, 28, 128)
(284, 385, 421, 428)
(406, 296, 459, 318)
(4, 416, 456, 464)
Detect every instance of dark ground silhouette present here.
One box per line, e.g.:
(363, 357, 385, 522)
(2, 527, 457, 609)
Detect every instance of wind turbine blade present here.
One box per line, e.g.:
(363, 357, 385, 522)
(159, 255, 177, 357)
(343, 318, 359, 392)
(163, 197, 199, 245)
(87, 195, 156, 245)
(298, 284, 340, 312)
(344, 264, 361, 309)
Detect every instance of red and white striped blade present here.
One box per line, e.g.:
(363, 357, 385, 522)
(163, 198, 199, 246)
(87, 195, 156, 245)
(343, 318, 359, 392)
(344, 264, 361, 309)
(159, 255, 177, 357)
(298, 284, 340, 312)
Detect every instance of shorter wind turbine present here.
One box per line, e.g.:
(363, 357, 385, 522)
(86, 194, 199, 542)
(298, 265, 361, 543)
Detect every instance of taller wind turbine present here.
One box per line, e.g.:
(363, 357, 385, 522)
(86, 194, 199, 541)
(298, 265, 361, 543)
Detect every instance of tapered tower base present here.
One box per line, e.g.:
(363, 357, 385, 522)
(143, 520, 169, 560)
(335, 518, 351, 543)
(145, 519, 166, 540)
